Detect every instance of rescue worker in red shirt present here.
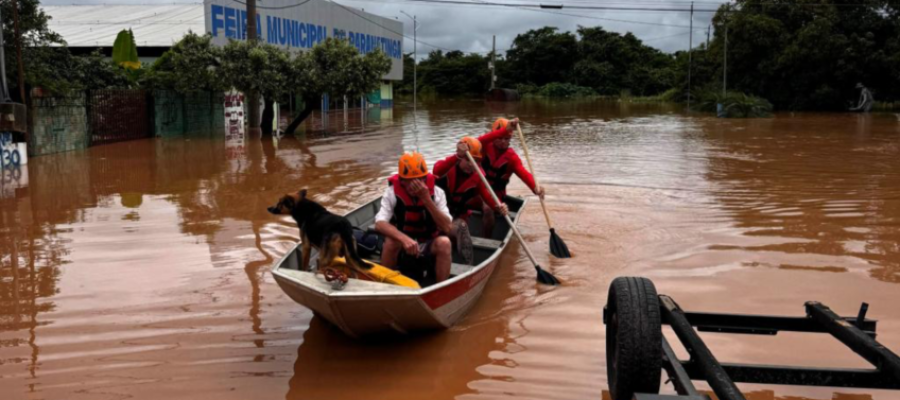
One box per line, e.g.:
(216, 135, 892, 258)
(433, 137, 509, 264)
(478, 117, 545, 236)
(375, 152, 454, 284)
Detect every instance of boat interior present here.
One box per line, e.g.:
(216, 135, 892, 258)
(280, 196, 524, 286)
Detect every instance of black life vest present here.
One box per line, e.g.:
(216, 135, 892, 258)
(481, 145, 515, 194)
(436, 164, 482, 218)
(388, 174, 439, 242)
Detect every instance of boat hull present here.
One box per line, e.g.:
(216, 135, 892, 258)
(272, 196, 525, 337)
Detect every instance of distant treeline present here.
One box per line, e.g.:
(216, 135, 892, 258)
(398, 0, 900, 111)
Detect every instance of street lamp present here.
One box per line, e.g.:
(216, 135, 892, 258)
(399, 11, 418, 120)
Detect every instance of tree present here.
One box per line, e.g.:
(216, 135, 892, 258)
(219, 40, 293, 134)
(418, 50, 490, 96)
(396, 53, 416, 95)
(685, 0, 900, 110)
(310, 37, 390, 102)
(283, 38, 390, 135)
(1, 0, 66, 99)
(75, 50, 135, 90)
(505, 27, 578, 86)
(574, 27, 675, 96)
(144, 32, 226, 94)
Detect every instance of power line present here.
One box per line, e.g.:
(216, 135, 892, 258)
(642, 30, 692, 42)
(344, 0, 712, 29)
(328, 0, 455, 51)
(407, 0, 721, 13)
(229, 0, 314, 10)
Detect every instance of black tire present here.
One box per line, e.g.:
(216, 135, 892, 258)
(606, 277, 662, 400)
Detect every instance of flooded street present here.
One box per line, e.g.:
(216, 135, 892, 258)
(2, 100, 899, 400)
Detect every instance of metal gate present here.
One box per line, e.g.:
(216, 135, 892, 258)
(88, 89, 151, 145)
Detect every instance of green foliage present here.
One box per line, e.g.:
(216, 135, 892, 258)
(144, 32, 225, 94)
(76, 51, 135, 90)
(515, 83, 538, 95)
(219, 40, 293, 102)
(418, 50, 491, 96)
(684, 0, 900, 110)
(697, 89, 773, 118)
(573, 27, 676, 96)
(399, 25, 676, 98)
(395, 53, 416, 95)
(534, 82, 596, 98)
(308, 37, 390, 99)
(505, 27, 578, 86)
(112, 29, 140, 69)
(2, 0, 66, 98)
(216, 37, 389, 103)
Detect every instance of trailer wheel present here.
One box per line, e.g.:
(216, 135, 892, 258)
(606, 277, 662, 400)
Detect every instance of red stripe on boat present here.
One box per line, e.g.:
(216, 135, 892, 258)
(422, 261, 498, 309)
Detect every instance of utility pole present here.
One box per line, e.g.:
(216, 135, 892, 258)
(706, 25, 710, 49)
(0, 2, 28, 146)
(723, 21, 728, 96)
(0, 6, 11, 102)
(245, 0, 260, 130)
(490, 35, 496, 90)
(11, 0, 25, 103)
(401, 11, 417, 122)
(687, 1, 693, 111)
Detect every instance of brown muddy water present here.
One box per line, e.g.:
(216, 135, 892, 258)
(2, 100, 900, 400)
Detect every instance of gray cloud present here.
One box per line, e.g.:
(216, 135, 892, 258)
(341, 0, 726, 55)
(41, 0, 726, 54)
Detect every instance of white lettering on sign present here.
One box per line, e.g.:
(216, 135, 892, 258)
(0, 132, 27, 168)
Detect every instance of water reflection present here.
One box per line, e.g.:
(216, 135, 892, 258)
(703, 114, 900, 283)
(1, 102, 899, 399)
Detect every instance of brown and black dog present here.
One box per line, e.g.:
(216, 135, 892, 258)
(268, 190, 372, 272)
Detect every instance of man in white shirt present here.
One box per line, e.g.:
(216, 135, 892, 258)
(375, 152, 453, 284)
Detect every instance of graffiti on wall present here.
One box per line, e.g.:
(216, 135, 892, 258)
(1, 132, 28, 168)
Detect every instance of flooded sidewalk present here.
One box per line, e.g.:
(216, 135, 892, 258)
(1, 102, 899, 400)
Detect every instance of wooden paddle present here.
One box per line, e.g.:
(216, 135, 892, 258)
(515, 124, 572, 258)
(464, 151, 561, 285)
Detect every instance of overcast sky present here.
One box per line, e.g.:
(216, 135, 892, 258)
(340, 0, 727, 56)
(42, 0, 728, 56)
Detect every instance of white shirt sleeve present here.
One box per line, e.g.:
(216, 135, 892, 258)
(374, 185, 451, 224)
(433, 187, 452, 221)
(374, 187, 396, 223)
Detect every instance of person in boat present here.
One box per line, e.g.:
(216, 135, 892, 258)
(477, 117, 545, 236)
(375, 152, 454, 284)
(433, 137, 509, 264)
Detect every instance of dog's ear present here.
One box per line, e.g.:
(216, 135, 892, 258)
(299, 189, 307, 200)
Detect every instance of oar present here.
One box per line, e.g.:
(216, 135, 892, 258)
(464, 151, 561, 285)
(515, 124, 572, 258)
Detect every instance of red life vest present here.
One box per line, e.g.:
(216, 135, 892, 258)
(436, 164, 482, 219)
(481, 145, 516, 195)
(388, 174, 439, 242)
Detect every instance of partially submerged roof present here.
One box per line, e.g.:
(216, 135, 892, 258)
(43, 4, 205, 47)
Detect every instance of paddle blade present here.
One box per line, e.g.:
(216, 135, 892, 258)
(536, 265, 561, 285)
(549, 228, 572, 258)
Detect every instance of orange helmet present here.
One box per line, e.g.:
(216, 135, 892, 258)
(398, 152, 429, 179)
(459, 137, 482, 159)
(492, 117, 509, 133)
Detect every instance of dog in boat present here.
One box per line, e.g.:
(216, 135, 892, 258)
(268, 190, 371, 272)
